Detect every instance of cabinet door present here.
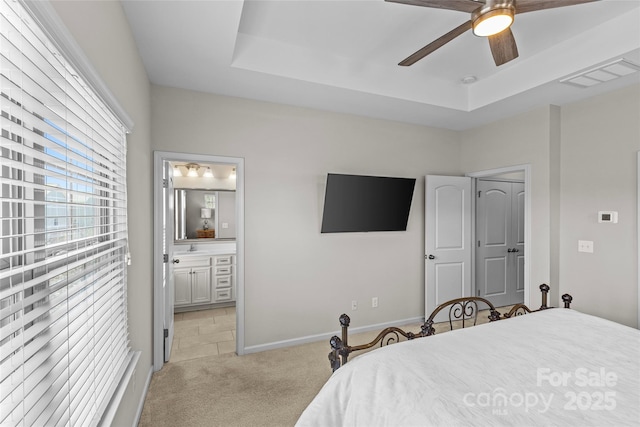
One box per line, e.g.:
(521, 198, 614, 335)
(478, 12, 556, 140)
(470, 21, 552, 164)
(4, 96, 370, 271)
(191, 266, 212, 304)
(174, 268, 192, 306)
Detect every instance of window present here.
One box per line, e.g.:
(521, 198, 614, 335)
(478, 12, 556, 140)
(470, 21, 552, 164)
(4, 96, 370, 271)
(1, 1, 133, 425)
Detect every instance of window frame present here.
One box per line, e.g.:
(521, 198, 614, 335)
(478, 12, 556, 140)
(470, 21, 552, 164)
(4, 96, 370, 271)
(1, 0, 137, 425)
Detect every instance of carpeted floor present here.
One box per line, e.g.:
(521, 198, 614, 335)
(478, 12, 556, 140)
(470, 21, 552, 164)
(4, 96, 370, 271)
(138, 339, 331, 427)
(138, 305, 514, 426)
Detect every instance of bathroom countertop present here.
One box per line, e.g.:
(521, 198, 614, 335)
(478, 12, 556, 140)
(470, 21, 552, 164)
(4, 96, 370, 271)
(173, 241, 236, 257)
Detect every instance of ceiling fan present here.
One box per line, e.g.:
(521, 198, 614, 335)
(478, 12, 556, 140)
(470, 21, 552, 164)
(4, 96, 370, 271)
(387, 0, 599, 66)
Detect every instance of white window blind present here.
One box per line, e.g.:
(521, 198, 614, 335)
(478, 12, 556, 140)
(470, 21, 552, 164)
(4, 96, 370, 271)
(0, 1, 132, 426)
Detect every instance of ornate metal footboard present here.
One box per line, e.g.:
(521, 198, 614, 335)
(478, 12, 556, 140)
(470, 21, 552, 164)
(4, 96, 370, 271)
(329, 284, 573, 371)
(329, 295, 500, 371)
(502, 284, 573, 318)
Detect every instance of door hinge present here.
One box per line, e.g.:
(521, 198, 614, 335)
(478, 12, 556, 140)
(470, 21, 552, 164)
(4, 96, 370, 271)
(163, 254, 169, 263)
(478, 240, 480, 247)
(162, 178, 168, 188)
(164, 328, 169, 338)
(477, 190, 481, 198)
(477, 289, 480, 296)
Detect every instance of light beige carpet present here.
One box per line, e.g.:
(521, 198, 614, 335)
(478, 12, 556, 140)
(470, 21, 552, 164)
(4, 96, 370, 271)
(138, 340, 332, 427)
(138, 305, 514, 427)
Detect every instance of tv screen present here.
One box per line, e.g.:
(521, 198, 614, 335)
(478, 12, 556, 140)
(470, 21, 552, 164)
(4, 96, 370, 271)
(321, 173, 416, 233)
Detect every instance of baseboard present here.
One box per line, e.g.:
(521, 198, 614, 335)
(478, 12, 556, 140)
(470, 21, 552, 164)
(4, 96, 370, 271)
(243, 316, 423, 354)
(133, 366, 153, 427)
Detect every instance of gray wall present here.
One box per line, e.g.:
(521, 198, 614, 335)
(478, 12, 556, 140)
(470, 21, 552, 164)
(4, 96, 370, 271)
(51, 1, 153, 425)
(460, 106, 556, 307)
(460, 88, 639, 327)
(217, 191, 236, 239)
(559, 86, 640, 327)
(151, 85, 463, 345)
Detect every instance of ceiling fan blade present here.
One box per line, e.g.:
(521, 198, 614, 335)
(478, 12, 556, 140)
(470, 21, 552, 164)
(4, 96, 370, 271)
(385, 0, 483, 14)
(515, 0, 599, 14)
(488, 28, 519, 66)
(399, 20, 472, 66)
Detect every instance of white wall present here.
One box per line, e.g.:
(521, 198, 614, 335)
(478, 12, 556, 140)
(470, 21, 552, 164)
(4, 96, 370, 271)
(50, 1, 153, 425)
(151, 85, 462, 346)
(559, 85, 640, 327)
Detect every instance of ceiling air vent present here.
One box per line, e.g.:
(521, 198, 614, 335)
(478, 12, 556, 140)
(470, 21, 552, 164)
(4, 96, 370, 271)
(560, 59, 640, 88)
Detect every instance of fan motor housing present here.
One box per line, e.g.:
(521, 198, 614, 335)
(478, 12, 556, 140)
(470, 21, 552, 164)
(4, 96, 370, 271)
(472, 0, 516, 37)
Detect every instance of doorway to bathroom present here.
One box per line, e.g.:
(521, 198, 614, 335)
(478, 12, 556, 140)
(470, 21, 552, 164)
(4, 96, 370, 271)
(152, 151, 245, 371)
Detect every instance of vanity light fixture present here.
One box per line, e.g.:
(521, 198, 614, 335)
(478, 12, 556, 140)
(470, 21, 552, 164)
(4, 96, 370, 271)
(203, 167, 214, 178)
(230, 167, 236, 180)
(173, 165, 182, 177)
(187, 163, 199, 177)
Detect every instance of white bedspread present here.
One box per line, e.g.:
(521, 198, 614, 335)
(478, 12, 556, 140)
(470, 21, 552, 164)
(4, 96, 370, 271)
(297, 309, 640, 426)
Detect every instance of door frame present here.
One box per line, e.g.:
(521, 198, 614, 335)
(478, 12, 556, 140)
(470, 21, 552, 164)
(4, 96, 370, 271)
(467, 164, 531, 309)
(152, 151, 245, 371)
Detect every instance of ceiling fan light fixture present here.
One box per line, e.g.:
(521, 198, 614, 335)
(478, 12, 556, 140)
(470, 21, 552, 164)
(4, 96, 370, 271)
(472, 8, 514, 37)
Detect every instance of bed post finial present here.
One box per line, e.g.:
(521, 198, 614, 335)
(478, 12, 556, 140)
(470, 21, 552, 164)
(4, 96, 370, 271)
(539, 284, 550, 309)
(339, 313, 351, 328)
(562, 294, 573, 309)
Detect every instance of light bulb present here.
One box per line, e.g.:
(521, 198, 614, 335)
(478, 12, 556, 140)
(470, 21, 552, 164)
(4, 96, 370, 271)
(473, 10, 514, 37)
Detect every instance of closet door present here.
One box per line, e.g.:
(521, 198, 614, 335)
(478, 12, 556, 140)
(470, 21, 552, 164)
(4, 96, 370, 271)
(476, 180, 524, 307)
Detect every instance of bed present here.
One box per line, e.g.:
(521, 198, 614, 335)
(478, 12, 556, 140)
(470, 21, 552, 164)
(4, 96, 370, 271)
(296, 286, 640, 426)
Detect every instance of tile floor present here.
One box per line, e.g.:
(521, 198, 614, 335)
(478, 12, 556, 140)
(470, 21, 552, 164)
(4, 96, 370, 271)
(170, 306, 236, 363)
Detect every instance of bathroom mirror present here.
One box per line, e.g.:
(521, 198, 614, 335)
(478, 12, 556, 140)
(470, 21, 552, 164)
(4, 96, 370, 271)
(174, 189, 236, 241)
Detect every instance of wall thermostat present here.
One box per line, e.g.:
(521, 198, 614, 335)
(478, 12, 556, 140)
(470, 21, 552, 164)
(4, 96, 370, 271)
(598, 211, 618, 223)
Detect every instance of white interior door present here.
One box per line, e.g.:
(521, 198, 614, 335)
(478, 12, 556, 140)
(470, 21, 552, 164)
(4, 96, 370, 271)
(425, 175, 472, 320)
(475, 180, 525, 307)
(163, 162, 175, 362)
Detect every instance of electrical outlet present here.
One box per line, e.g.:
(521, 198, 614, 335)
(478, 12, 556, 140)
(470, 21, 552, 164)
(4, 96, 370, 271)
(351, 300, 358, 311)
(372, 297, 378, 308)
(578, 240, 594, 253)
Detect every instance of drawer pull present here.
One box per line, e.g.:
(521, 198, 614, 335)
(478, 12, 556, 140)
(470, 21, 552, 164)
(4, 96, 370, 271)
(216, 289, 232, 301)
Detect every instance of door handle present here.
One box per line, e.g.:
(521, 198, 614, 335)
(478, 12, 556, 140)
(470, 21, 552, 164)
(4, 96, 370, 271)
(507, 248, 513, 253)
(513, 249, 520, 253)
(172, 259, 180, 264)
(427, 254, 435, 260)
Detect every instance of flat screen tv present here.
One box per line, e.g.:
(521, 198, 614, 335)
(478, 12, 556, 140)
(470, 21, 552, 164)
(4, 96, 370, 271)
(321, 173, 416, 233)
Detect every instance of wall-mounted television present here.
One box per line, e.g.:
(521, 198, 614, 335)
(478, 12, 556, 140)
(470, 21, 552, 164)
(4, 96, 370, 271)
(321, 173, 416, 233)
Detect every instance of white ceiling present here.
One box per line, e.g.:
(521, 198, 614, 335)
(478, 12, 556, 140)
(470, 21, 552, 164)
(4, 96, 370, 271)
(121, 0, 640, 130)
